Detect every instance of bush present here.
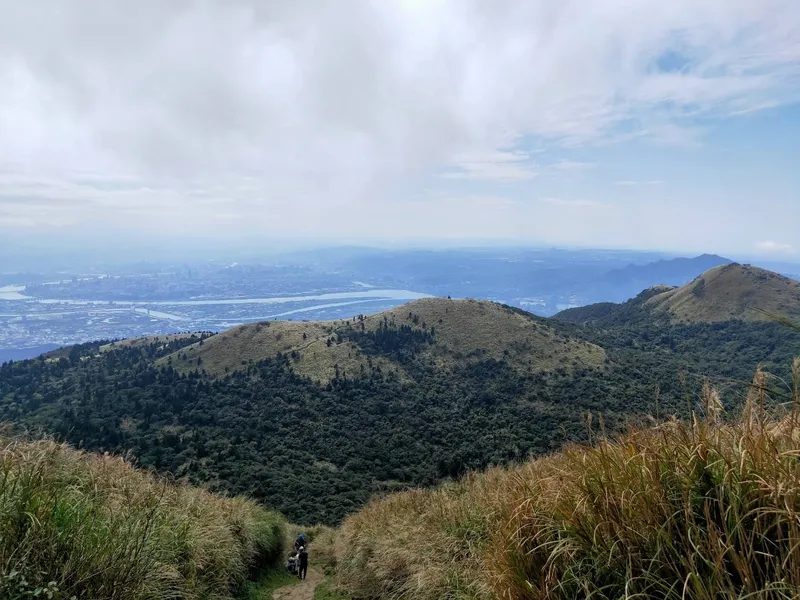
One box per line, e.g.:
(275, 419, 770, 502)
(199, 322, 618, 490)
(336, 362, 800, 599)
(0, 434, 285, 600)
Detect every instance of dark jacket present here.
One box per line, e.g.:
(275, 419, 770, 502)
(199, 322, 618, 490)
(298, 548, 308, 567)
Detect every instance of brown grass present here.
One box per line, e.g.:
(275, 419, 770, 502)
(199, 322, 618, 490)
(646, 263, 800, 323)
(334, 362, 800, 599)
(161, 298, 605, 382)
(100, 333, 201, 352)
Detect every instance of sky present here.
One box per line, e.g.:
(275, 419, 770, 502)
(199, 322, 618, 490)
(0, 0, 799, 259)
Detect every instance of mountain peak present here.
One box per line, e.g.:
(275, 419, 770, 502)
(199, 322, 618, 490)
(161, 297, 605, 381)
(645, 263, 800, 323)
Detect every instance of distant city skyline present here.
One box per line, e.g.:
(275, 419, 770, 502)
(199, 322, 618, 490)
(1, 1, 799, 256)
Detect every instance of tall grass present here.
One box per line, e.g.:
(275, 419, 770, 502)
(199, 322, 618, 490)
(0, 435, 284, 600)
(335, 361, 800, 599)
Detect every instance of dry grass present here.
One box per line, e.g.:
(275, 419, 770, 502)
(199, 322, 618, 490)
(160, 319, 401, 382)
(646, 263, 800, 323)
(162, 298, 605, 382)
(380, 298, 605, 373)
(0, 434, 285, 600)
(335, 361, 800, 599)
(100, 333, 202, 352)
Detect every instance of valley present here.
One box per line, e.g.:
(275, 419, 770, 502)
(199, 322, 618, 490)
(1, 264, 798, 526)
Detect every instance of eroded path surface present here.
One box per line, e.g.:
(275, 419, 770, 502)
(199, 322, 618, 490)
(272, 569, 323, 600)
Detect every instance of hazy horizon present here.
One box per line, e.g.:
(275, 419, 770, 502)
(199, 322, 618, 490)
(3, 236, 800, 275)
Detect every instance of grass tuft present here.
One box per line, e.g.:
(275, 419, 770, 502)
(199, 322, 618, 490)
(0, 435, 285, 600)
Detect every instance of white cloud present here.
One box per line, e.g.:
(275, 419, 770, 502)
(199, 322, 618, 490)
(756, 240, 796, 253)
(541, 197, 605, 208)
(0, 0, 797, 241)
(443, 149, 537, 181)
(615, 180, 664, 186)
(552, 160, 597, 171)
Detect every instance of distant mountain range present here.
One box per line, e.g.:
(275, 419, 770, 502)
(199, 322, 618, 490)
(581, 253, 733, 303)
(274, 247, 740, 311)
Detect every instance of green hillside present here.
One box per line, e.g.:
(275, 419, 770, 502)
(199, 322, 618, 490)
(1, 280, 799, 525)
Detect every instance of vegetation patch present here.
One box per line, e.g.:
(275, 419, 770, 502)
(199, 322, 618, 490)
(2, 302, 799, 525)
(335, 365, 800, 599)
(0, 434, 285, 600)
(243, 568, 299, 600)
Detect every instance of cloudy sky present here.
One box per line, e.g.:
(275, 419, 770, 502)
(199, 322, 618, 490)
(1, 0, 799, 257)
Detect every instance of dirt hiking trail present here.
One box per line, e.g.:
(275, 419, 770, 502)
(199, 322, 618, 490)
(272, 569, 323, 600)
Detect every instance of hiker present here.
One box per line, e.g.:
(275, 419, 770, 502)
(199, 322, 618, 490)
(297, 545, 309, 580)
(294, 533, 306, 552)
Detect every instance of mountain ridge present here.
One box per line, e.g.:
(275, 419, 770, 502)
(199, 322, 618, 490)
(160, 297, 606, 382)
(556, 263, 800, 325)
(647, 263, 800, 323)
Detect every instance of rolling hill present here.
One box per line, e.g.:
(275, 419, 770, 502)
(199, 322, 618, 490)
(556, 263, 800, 325)
(160, 298, 605, 382)
(646, 263, 800, 323)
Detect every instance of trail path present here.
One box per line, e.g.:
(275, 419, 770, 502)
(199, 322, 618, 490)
(272, 569, 323, 600)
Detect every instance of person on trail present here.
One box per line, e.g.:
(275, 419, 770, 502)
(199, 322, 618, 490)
(294, 533, 306, 552)
(297, 545, 309, 580)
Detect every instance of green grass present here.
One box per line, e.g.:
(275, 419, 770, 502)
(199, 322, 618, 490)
(314, 580, 348, 600)
(0, 434, 285, 600)
(334, 362, 800, 599)
(243, 568, 298, 600)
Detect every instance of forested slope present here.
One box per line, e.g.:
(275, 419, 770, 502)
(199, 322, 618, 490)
(1, 276, 799, 525)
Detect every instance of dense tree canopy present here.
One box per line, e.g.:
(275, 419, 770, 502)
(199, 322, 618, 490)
(1, 314, 797, 525)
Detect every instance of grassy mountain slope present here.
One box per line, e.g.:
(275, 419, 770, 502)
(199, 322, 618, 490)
(0, 434, 284, 600)
(100, 332, 204, 351)
(162, 298, 605, 382)
(602, 253, 731, 286)
(589, 253, 732, 303)
(380, 298, 604, 371)
(334, 378, 800, 600)
(161, 318, 402, 382)
(646, 263, 800, 323)
(556, 264, 800, 326)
